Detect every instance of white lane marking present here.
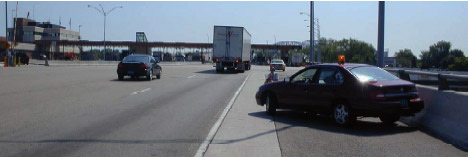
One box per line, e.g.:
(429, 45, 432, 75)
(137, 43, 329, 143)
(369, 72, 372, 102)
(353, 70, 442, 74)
(187, 75, 196, 79)
(130, 88, 151, 95)
(194, 74, 250, 157)
(140, 88, 151, 93)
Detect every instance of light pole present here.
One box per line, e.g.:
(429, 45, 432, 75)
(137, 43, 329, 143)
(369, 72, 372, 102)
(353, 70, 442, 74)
(377, 1, 385, 67)
(300, 2, 314, 63)
(88, 4, 123, 60)
(5, 1, 8, 64)
(11, 9, 15, 28)
(78, 25, 82, 37)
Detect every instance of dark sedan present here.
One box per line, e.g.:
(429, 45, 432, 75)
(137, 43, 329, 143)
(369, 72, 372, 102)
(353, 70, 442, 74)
(255, 63, 424, 126)
(117, 54, 162, 81)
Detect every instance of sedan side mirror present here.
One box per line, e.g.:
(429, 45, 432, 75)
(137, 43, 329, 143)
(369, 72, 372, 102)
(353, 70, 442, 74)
(284, 77, 290, 83)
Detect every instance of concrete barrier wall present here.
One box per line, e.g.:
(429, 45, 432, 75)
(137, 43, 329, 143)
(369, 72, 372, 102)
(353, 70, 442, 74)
(401, 85, 468, 150)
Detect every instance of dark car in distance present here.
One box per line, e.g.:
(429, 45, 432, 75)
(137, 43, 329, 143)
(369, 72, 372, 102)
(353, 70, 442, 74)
(117, 54, 162, 81)
(255, 63, 424, 126)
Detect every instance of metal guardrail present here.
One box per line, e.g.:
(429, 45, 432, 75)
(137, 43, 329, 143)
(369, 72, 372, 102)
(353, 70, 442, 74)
(385, 69, 468, 91)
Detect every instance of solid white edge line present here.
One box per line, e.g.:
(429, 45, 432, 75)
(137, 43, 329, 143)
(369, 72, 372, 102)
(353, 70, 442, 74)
(194, 74, 250, 157)
(188, 75, 197, 79)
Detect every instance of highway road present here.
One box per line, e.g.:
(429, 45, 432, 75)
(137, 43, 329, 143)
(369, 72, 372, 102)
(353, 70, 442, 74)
(0, 64, 248, 157)
(0, 64, 466, 157)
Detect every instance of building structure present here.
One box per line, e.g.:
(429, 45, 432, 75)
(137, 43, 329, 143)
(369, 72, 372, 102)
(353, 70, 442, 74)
(7, 18, 80, 59)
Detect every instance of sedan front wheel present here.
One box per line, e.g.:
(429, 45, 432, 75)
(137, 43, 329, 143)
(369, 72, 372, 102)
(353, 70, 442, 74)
(265, 94, 277, 115)
(334, 103, 355, 127)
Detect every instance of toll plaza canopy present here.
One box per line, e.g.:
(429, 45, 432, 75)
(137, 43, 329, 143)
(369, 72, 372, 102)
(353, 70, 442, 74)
(34, 40, 302, 51)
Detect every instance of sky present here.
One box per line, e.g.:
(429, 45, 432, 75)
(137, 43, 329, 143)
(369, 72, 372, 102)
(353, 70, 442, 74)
(1, 1, 467, 57)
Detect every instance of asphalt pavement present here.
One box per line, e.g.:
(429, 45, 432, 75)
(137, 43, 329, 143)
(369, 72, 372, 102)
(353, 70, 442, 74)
(0, 64, 466, 157)
(0, 64, 248, 157)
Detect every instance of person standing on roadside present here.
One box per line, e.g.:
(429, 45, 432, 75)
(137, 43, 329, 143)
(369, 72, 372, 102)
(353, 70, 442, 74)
(265, 67, 279, 84)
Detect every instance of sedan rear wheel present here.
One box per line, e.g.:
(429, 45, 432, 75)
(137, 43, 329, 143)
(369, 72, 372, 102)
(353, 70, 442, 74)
(146, 70, 153, 81)
(156, 69, 161, 79)
(334, 103, 355, 127)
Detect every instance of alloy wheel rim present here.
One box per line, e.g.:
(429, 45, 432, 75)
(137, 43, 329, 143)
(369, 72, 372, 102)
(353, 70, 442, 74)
(334, 104, 348, 124)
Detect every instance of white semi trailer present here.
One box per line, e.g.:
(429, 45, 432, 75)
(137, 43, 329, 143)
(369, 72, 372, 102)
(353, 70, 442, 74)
(213, 26, 251, 73)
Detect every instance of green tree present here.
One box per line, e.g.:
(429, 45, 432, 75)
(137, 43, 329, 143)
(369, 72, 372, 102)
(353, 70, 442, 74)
(319, 38, 376, 65)
(448, 57, 468, 71)
(394, 49, 416, 67)
(411, 56, 417, 68)
(419, 41, 463, 69)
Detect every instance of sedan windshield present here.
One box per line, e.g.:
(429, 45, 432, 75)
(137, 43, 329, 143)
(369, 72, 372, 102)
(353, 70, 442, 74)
(348, 66, 399, 82)
(123, 56, 149, 63)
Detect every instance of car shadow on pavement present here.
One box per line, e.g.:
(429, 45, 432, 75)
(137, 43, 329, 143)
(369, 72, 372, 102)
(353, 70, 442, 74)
(248, 110, 418, 137)
(195, 69, 240, 74)
(109, 78, 157, 82)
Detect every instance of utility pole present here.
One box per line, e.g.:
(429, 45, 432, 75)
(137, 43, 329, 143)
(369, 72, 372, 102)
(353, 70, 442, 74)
(377, 1, 385, 67)
(5, 1, 8, 62)
(316, 19, 321, 63)
(11, 2, 18, 66)
(310, 1, 315, 63)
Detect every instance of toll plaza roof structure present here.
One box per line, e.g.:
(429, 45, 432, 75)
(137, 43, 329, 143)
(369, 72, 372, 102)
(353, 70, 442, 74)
(35, 40, 302, 51)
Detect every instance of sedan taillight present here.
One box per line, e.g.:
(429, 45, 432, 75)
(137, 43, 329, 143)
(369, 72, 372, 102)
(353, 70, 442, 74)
(118, 63, 123, 68)
(141, 64, 148, 69)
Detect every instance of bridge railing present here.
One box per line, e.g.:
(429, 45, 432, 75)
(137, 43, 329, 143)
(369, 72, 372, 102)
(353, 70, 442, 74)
(385, 69, 468, 91)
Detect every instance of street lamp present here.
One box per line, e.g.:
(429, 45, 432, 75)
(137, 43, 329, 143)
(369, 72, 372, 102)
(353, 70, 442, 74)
(78, 25, 82, 38)
(300, 1, 314, 63)
(300, 12, 310, 17)
(88, 4, 123, 60)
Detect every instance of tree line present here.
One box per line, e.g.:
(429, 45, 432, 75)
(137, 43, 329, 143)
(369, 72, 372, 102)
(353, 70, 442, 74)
(298, 39, 467, 71)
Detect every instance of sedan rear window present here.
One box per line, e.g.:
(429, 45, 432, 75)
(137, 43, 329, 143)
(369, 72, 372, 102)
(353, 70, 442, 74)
(272, 60, 284, 64)
(123, 56, 149, 63)
(348, 66, 398, 82)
